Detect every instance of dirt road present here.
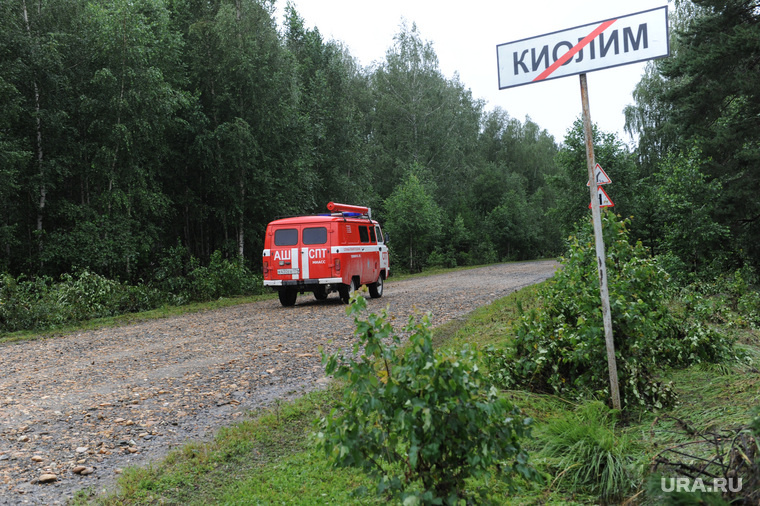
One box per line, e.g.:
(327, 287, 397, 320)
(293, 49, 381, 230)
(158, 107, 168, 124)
(0, 260, 557, 504)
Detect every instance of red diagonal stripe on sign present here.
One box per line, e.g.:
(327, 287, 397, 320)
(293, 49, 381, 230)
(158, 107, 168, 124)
(532, 19, 617, 82)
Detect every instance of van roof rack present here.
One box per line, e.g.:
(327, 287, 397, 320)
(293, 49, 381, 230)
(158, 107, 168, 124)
(326, 202, 372, 220)
(271, 203, 373, 222)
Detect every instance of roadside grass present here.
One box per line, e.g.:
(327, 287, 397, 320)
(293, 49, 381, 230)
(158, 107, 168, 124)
(73, 387, 383, 505)
(67, 273, 760, 504)
(432, 283, 543, 350)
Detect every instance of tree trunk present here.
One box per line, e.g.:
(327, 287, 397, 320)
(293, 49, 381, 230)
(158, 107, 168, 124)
(238, 175, 245, 259)
(21, 0, 45, 264)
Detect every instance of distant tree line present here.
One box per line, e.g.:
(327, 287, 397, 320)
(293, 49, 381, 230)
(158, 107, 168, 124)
(1, 0, 758, 287)
(0, 0, 562, 281)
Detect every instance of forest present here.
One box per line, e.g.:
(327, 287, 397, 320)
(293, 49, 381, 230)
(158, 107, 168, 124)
(1, 0, 759, 317)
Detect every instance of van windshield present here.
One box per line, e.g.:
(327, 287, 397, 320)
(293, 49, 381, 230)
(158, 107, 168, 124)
(274, 228, 298, 246)
(303, 227, 327, 245)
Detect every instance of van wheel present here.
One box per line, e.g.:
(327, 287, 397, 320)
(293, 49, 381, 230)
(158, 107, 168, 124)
(278, 289, 297, 307)
(368, 273, 384, 298)
(313, 286, 328, 301)
(340, 278, 358, 304)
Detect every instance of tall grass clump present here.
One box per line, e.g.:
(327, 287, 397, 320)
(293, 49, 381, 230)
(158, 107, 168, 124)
(539, 401, 642, 503)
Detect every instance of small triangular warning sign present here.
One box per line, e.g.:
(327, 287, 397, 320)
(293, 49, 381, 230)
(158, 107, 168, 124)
(589, 186, 614, 208)
(586, 163, 612, 186)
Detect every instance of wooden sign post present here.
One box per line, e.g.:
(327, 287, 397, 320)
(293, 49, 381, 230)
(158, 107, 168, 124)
(580, 73, 620, 410)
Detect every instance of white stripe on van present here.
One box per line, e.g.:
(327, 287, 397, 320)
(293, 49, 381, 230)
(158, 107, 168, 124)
(301, 247, 309, 279)
(291, 247, 299, 279)
(331, 245, 387, 254)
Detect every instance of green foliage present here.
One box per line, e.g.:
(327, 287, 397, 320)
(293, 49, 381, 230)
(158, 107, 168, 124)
(0, 270, 164, 333)
(1, 0, 567, 284)
(384, 167, 443, 272)
(154, 247, 263, 304)
(0, 249, 263, 333)
(0, 274, 57, 333)
(427, 214, 472, 268)
(317, 295, 540, 504)
(678, 265, 760, 330)
(54, 269, 165, 321)
(751, 405, 760, 441)
(538, 401, 643, 502)
(738, 289, 760, 330)
(486, 213, 739, 409)
(550, 120, 642, 241)
(651, 148, 732, 282)
(476, 111, 559, 196)
(284, 5, 373, 206)
(481, 172, 539, 261)
(184, 251, 261, 302)
(152, 241, 193, 301)
(370, 21, 482, 206)
(628, 0, 760, 272)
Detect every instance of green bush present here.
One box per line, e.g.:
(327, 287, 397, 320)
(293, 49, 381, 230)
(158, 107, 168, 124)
(0, 274, 56, 332)
(153, 241, 192, 303)
(317, 294, 540, 504)
(55, 270, 128, 321)
(538, 401, 642, 503)
(154, 247, 263, 303)
(0, 270, 167, 333)
(426, 247, 457, 269)
(1, 249, 263, 334)
(486, 213, 739, 409)
(683, 266, 760, 329)
(185, 250, 261, 301)
(53, 270, 167, 320)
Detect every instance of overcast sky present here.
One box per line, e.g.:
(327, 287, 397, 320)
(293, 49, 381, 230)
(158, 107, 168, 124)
(276, 0, 672, 144)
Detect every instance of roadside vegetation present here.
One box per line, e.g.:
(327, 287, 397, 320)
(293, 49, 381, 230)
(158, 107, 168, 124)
(72, 216, 760, 505)
(0, 250, 264, 336)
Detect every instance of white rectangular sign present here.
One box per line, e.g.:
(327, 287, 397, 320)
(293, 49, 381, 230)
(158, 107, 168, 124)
(497, 6, 669, 89)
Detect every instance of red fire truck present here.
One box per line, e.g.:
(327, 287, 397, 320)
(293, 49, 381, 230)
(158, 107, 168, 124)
(262, 202, 390, 306)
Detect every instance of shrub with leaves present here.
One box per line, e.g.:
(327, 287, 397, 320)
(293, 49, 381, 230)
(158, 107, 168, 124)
(155, 248, 263, 303)
(0, 270, 166, 333)
(0, 249, 263, 334)
(681, 266, 760, 330)
(0, 274, 57, 332)
(317, 294, 539, 504)
(486, 213, 738, 409)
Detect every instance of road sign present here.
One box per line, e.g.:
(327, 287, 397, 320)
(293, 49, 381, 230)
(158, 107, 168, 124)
(586, 163, 612, 186)
(497, 6, 669, 89)
(588, 186, 614, 208)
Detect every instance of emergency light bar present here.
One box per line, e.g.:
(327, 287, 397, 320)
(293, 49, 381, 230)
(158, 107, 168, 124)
(326, 202, 371, 219)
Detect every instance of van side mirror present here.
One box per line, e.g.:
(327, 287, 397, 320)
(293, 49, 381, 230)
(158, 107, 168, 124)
(384, 232, 390, 243)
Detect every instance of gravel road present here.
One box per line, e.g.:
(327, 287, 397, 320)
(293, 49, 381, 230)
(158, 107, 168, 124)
(0, 260, 557, 505)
